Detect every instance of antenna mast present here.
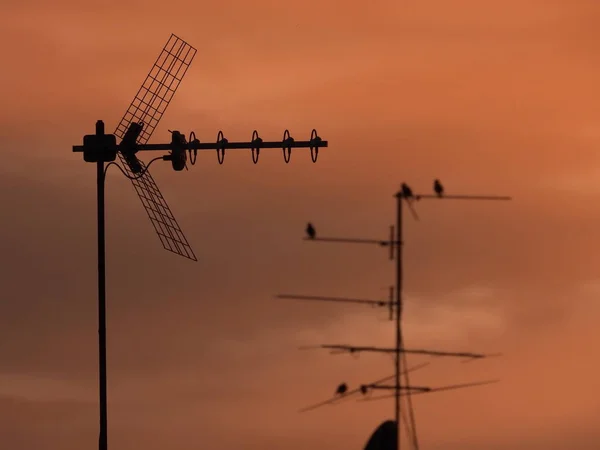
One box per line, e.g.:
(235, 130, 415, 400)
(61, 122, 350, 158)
(278, 181, 511, 449)
(72, 34, 328, 450)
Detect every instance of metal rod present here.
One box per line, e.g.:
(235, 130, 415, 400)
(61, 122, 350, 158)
(302, 237, 392, 245)
(97, 160, 108, 450)
(415, 194, 511, 201)
(320, 344, 491, 359)
(395, 191, 402, 450)
(73, 140, 329, 153)
(276, 294, 387, 307)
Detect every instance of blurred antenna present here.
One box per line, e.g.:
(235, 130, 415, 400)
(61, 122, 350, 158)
(279, 182, 511, 450)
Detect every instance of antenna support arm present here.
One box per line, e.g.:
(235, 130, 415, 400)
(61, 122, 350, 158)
(321, 344, 494, 359)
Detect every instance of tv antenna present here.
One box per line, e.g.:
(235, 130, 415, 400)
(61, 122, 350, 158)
(71, 33, 328, 450)
(277, 180, 511, 450)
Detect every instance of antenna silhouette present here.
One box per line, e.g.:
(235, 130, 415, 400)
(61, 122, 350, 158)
(72, 33, 328, 450)
(278, 180, 511, 450)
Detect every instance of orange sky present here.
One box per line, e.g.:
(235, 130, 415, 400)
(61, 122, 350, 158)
(1, 0, 600, 449)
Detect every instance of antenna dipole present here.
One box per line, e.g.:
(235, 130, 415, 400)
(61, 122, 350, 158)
(72, 34, 328, 450)
(281, 181, 511, 450)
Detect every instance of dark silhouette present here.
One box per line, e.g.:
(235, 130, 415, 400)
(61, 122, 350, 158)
(110, 34, 199, 261)
(72, 34, 199, 450)
(363, 420, 397, 450)
(336, 383, 348, 395)
(297, 363, 431, 414)
(72, 33, 330, 450)
(434, 179, 444, 197)
(400, 183, 420, 221)
(306, 222, 316, 239)
(286, 184, 512, 449)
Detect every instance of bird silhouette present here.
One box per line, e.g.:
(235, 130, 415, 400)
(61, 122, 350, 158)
(306, 223, 316, 239)
(335, 383, 348, 395)
(401, 183, 413, 198)
(434, 179, 444, 197)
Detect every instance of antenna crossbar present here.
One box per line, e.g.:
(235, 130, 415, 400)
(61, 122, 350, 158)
(301, 237, 395, 245)
(368, 385, 430, 392)
(319, 344, 496, 360)
(359, 379, 501, 402)
(276, 294, 389, 307)
(413, 194, 512, 201)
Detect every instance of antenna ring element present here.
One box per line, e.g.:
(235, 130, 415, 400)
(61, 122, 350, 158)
(216, 130, 226, 164)
(251, 129, 262, 164)
(282, 129, 292, 163)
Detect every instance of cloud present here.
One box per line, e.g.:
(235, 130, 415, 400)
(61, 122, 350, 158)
(2, 0, 600, 448)
(0, 374, 94, 402)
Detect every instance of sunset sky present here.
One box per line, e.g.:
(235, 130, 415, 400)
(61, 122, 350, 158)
(1, 0, 600, 449)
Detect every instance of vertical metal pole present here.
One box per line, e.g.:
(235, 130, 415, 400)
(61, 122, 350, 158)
(97, 159, 108, 450)
(394, 191, 403, 450)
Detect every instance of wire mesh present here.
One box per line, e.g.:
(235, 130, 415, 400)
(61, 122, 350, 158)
(114, 34, 197, 261)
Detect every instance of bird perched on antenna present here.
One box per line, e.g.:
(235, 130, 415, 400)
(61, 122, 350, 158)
(306, 222, 316, 239)
(434, 179, 444, 197)
(335, 383, 348, 396)
(400, 183, 421, 220)
(401, 183, 413, 199)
